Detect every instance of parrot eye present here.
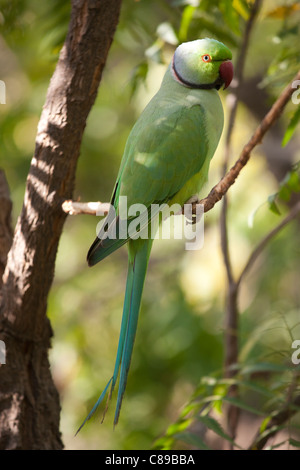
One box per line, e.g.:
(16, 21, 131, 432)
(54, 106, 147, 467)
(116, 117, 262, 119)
(202, 54, 211, 62)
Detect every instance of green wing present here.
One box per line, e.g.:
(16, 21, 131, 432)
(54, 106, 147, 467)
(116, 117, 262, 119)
(117, 103, 209, 209)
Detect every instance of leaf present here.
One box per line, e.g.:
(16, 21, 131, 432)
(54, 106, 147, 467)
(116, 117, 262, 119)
(278, 184, 291, 202)
(152, 436, 175, 450)
(232, 0, 249, 20)
(256, 424, 287, 442)
(197, 415, 238, 446)
(236, 380, 276, 399)
(180, 402, 202, 418)
(220, 0, 240, 35)
(129, 62, 149, 98)
(178, 5, 196, 41)
(223, 396, 266, 416)
(268, 194, 281, 215)
(282, 106, 300, 147)
(248, 201, 266, 228)
(265, 439, 288, 450)
(174, 431, 211, 450)
(287, 169, 300, 192)
(156, 22, 178, 46)
(289, 438, 300, 448)
(166, 418, 192, 437)
(260, 416, 272, 433)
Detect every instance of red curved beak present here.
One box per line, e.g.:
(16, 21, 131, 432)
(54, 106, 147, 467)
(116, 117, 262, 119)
(219, 60, 233, 89)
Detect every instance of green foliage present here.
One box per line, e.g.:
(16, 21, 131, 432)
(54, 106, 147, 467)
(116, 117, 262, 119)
(127, 0, 243, 93)
(267, 162, 300, 215)
(282, 106, 300, 147)
(259, 2, 300, 90)
(154, 358, 300, 450)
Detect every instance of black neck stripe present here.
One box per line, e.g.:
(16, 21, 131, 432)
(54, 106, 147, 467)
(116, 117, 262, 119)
(172, 56, 223, 90)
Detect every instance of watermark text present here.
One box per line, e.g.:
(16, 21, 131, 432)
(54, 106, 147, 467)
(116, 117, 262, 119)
(0, 80, 6, 104)
(95, 197, 204, 250)
(0, 340, 6, 364)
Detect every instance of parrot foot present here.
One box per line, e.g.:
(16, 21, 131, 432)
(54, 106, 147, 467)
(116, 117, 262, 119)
(183, 195, 201, 225)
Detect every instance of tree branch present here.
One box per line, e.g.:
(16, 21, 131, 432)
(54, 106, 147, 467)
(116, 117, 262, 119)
(62, 200, 110, 216)
(199, 69, 300, 213)
(237, 200, 300, 289)
(248, 378, 300, 450)
(0, 0, 122, 450)
(220, 0, 262, 444)
(62, 70, 300, 219)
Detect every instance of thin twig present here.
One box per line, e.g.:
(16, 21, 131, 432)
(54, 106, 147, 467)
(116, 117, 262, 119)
(237, 200, 300, 289)
(64, 70, 300, 218)
(220, 0, 262, 282)
(221, 0, 262, 443)
(62, 200, 110, 216)
(222, 0, 262, 170)
(199, 69, 300, 213)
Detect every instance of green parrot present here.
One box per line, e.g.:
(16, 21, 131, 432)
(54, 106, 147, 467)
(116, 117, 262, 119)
(78, 38, 233, 431)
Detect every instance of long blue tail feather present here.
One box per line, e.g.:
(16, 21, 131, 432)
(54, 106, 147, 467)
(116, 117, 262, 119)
(75, 377, 113, 435)
(114, 240, 151, 425)
(77, 238, 152, 432)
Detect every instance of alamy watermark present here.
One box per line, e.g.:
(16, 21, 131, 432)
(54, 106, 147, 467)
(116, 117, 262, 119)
(95, 197, 205, 250)
(0, 80, 5, 104)
(0, 340, 6, 364)
(291, 340, 300, 365)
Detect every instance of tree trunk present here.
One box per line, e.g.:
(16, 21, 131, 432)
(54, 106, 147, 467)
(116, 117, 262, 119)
(0, 0, 122, 449)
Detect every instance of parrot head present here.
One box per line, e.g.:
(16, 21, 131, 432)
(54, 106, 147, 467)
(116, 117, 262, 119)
(172, 38, 233, 90)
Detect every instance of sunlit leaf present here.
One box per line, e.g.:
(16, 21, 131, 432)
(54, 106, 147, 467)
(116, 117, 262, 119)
(260, 415, 272, 433)
(178, 5, 196, 41)
(220, 0, 240, 35)
(233, 0, 249, 20)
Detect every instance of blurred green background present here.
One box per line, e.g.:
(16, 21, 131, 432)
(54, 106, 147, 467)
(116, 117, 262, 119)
(0, 0, 300, 450)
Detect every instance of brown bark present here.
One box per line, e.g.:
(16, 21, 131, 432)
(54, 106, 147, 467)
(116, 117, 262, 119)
(0, 170, 12, 285)
(0, 0, 122, 449)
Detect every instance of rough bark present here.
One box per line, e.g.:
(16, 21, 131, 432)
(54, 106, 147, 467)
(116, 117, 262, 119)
(0, 0, 122, 449)
(0, 170, 12, 284)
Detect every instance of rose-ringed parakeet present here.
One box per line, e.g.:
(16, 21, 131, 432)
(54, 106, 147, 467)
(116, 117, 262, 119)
(78, 38, 233, 431)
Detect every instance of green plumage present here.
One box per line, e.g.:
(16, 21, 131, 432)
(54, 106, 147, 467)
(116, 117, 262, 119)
(79, 38, 232, 431)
